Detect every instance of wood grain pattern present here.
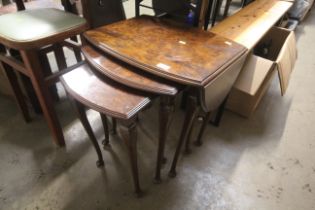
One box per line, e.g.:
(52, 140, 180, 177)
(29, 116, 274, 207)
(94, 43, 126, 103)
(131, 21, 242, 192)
(61, 63, 151, 120)
(82, 45, 179, 96)
(211, 0, 293, 49)
(84, 15, 246, 86)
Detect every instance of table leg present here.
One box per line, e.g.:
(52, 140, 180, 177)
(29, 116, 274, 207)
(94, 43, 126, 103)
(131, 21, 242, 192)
(154, 96, 175, 183)
(210, 94, 229, 127)
(194, 112, 212, 146)
(122, 119, 142, 197)
(184, 117, 195, 154)
(169, 93, 199, 178)
(20, 49, 65, 147)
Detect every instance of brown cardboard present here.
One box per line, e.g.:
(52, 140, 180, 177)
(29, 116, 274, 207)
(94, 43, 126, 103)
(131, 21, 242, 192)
(233, 55, 275, 96)
(227, 26, 297, 117)
(226, 55, 276, 117)
(258, 27, 297, 95)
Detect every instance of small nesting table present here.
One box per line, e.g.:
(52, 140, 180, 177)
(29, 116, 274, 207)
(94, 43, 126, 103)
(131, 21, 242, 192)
(83, 15, 248, 176)
(0, 8, 88, 146)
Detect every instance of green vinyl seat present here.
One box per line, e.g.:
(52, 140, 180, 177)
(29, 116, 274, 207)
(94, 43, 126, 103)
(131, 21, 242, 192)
(0, 7, 87, 146)
(0, 8, 87, 49)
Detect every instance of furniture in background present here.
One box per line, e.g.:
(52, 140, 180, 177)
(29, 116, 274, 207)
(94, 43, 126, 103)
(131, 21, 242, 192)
(0, 0, 82, 116)
(80, 0, 126, 29)
(203, 0, 294, 123)
(137, 0, 212, 28)
(0, 8, 87, 146)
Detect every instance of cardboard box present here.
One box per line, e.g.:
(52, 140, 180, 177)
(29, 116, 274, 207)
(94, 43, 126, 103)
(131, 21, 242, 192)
(227, 27, 297, 117)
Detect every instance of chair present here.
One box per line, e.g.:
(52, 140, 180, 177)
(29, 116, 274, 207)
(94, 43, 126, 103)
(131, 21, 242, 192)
(0, 8, 87, 146)
(0, 0, 80, 119)
(61, 63, 151, 196)
(80, 0, 125, 29)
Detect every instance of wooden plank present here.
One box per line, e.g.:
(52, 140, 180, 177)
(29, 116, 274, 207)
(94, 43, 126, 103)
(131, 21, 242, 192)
(211, 0, 293, 49)
(84, 15, 246, 86)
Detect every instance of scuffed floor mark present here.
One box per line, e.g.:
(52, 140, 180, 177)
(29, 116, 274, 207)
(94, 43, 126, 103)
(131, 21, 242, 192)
(302, 184, 312, 193)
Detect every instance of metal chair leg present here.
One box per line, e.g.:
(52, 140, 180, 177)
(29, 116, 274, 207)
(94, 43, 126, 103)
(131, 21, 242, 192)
(212, 0, 223, 27)
(223, 0, 232, 17)
(8, 49, 42, 114)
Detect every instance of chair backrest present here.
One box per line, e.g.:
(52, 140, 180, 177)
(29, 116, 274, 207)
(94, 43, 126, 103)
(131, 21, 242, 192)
(152, 0, 188, 15)
(81, 0, 126, 29)
(15, 0, 26, 10)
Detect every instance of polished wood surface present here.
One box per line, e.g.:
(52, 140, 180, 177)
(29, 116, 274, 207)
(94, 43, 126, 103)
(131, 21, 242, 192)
(84, 15, 246, 86)
(82, 45, 179, 96)
(61, 63, 151, 120)
(211, 0, 293, 49)
(61, 63, 150, 195)
(81, 45, 179, 183)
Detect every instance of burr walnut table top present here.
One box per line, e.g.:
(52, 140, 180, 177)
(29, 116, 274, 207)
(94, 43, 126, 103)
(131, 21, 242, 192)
(84, 15, 247, 87)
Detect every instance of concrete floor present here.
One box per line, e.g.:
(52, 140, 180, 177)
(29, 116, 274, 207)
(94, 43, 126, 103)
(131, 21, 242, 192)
(1, 2, 315, 210)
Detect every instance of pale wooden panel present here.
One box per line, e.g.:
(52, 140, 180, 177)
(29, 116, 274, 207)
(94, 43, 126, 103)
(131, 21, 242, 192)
(211, 0, 293, 49)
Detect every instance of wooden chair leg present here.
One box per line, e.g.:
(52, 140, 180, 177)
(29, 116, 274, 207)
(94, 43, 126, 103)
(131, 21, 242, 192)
(9, 49, 42, 114)
(124, 120, 142, 196)
(1, 62, 31, 122)
(53, 43, 67, 71)
(169, 94, 199, 178)
(21, 50, 65, 146)
(100, 113, 110, 147)
(70, 36, 83, 62)
(112, 117, 117, 135)
(19, 74, 43, 114)
(154, 96, 174, 183)
(71, 99, 104, 167)
(194, 112, 212, 146)
(39, 50, 59, 102)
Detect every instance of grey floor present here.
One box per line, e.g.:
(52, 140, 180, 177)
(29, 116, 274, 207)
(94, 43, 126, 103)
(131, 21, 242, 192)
(1, 2, 315, 210)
